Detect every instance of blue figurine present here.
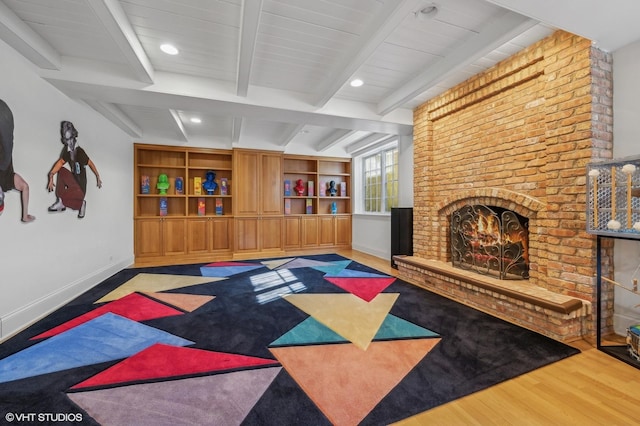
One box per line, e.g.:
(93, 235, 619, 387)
(203, 170, 217, 195)
(328, 180, 337, 196)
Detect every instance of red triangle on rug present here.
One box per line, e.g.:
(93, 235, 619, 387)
(324, 277, 396, 302)
(70, 343, 279, 390)
(32, 293, 184, 340)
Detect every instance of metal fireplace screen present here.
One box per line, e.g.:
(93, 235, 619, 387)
(451, 204, 529, 280)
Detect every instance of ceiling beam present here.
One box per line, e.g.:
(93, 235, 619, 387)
(169, 109, 189, 142)
(277, 123, 305, 147)
(345, 133, 391, 154)
(349, 135, 397, 156)
(45, 79, 414, 136)
(310, 0, 420, 108)
(315, 129, 357, 152)
(84, 100, 142, 138)
(236, 0, 264, 97)
(86, 0, 154, 84)
(377, 10, 538, 115)
(0, 1, 60, 69)
(232, 117, 243, 143)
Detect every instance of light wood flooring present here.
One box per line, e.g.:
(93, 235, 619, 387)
(338, 249, 640, 426)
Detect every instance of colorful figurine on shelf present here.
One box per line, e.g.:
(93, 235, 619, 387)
(203, 170, 217, 195)
(295, 179, 305, 196)
(328, 180, 337, 196)
(156, 173, 169, 194)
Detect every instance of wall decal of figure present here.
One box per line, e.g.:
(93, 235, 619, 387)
(0, 99, 35, 223)
(47, 121, 102, 219)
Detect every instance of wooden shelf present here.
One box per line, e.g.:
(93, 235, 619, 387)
(134, 144, 352, 264)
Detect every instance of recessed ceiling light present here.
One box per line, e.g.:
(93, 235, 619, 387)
(415, 4, 438, 20)
(190, 117, 202, 124)
(160, 43, 179, 55)
(350, 79, 364, 87)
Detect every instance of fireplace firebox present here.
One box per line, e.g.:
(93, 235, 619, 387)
(451, 204, 529, 280)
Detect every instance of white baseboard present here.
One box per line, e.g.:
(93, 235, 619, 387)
(351, 243, 388, 261)
(0, 257, 133, 342)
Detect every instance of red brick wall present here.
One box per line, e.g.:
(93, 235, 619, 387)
(412, 31, 613, 313)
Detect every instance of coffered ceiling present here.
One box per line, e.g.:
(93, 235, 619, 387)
(1, 0, 638, 155)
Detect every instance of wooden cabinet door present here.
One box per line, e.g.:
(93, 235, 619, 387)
(234, 150, 260, 216)
(162, 218, 187, 256)
(135, 218, 163, 257)
(318, 216, 335, 246)
(335, 215, 352, 246)
(260, 152, 283, 215)
(210, 217, 232, 251)
(284, 216, 301, 249)
(301, 216, 319, 247)
(187, 218, 209, 254)
(235, 217, 259, 252)
(261, 217, 283, 251)
(235, 149, 283, 215)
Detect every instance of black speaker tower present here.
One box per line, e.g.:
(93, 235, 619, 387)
(391, 207, 413, 268)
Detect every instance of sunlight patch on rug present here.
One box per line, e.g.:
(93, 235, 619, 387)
(0, 313, 193, 383)
(250, 269, 307, 304)
(270, 339, 440, 426)
(283, 293, 399, 350)
(95, 273, 223, 303)
(68, 367, 282, 426)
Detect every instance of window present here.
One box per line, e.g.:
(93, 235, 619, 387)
(363, 145, 398, 213)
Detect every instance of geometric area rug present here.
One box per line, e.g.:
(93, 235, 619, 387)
(0, 254, 579, 425)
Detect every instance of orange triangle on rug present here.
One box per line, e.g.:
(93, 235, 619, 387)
(270, 338, 440, 426)
(324, 277, 396, 302)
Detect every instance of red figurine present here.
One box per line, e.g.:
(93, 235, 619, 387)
(294, 179, 305, 196)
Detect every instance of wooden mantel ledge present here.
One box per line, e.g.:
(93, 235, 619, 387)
(393, 256, 586, 315)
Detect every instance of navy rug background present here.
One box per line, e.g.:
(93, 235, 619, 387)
(0, 254, 580, 425)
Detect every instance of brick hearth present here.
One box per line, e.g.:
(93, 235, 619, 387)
(403, 30, 614, 341)
(394, 256, 590, 341)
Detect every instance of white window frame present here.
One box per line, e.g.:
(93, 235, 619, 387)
(355, 141, 399, 215)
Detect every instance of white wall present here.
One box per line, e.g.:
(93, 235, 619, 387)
(612, 40, 640, 333)
(0, 40, 134, 340)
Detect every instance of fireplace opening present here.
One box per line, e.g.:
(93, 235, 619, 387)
(451, 204, 529, 280)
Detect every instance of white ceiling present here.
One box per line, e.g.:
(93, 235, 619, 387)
(1, 0, 639, 156)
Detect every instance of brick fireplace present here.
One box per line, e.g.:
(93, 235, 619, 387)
(394, 31, 614, 342)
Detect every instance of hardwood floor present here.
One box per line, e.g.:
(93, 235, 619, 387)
(339, 249, 640, 426)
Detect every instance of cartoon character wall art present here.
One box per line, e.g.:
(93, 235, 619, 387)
(0, 99, 35, 223)
(47, 121, 102, 218)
